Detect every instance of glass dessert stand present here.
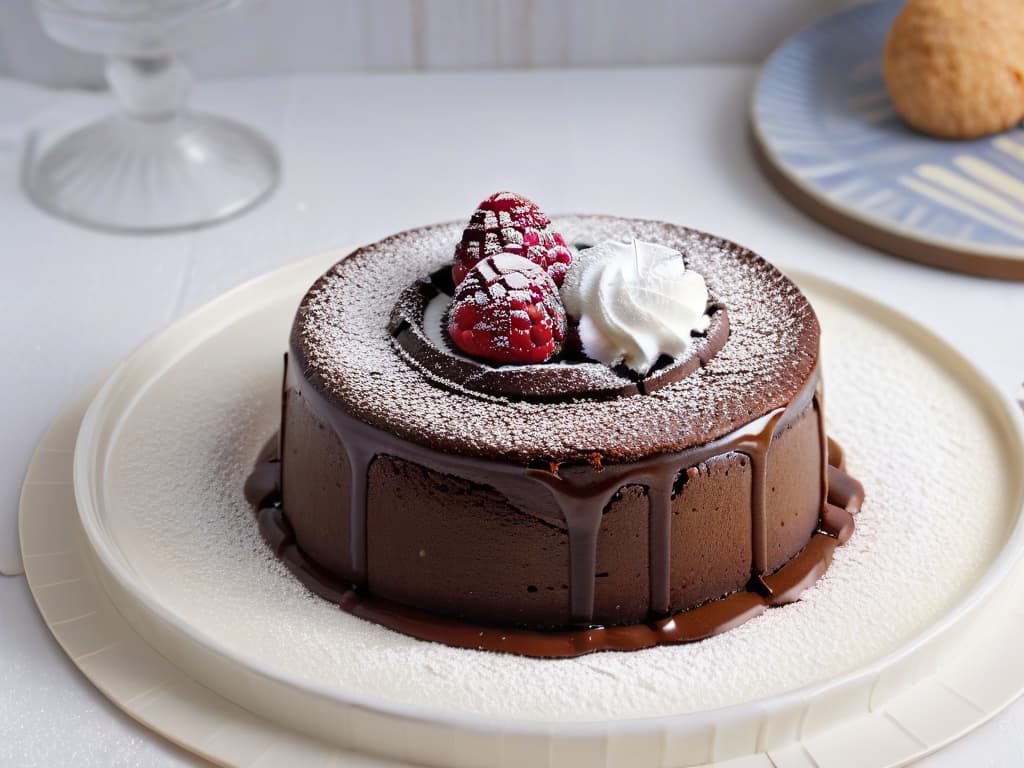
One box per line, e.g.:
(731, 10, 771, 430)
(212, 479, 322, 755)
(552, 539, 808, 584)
(26, 0, 279, 232)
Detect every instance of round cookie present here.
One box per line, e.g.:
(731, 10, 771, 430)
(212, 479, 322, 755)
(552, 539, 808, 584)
(882, 0, 1024, 140)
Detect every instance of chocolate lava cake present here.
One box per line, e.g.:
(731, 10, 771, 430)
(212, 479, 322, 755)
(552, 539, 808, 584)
(246, 193, 863, 658)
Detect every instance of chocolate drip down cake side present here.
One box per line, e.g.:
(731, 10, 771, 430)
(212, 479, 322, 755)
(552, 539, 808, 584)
(245, 192, 864, 658)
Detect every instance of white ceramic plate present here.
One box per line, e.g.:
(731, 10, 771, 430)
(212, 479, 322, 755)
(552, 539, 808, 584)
(19, 380, 403, 767)
(21, 364, 1024, 768)
(57, 250, 1024, 767)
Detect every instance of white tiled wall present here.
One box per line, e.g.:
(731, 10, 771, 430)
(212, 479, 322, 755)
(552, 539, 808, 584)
(0, 0, 872, 88)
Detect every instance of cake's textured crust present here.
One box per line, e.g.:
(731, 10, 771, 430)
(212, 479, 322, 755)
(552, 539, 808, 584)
(255, 215, 863, 654)
(292, 216, 820, 465)
(882, 0, 1024, 140)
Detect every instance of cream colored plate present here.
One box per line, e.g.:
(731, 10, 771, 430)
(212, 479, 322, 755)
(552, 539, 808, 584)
(19, 380, 411, 768)
(22, 251, 1024, 767)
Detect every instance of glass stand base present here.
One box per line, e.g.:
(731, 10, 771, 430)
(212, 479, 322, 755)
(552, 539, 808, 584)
(26, 111, 280, 233)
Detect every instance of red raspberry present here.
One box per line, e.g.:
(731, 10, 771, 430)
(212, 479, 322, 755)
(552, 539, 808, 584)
(447, 254, 567, 365)
(452, 192, 573, 286)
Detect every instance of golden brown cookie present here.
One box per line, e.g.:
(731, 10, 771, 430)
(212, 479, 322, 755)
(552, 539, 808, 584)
(882, 0, 1024, 139)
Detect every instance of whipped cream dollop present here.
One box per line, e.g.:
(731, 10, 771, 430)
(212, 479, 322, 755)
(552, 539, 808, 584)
(561, 239, 711, 375)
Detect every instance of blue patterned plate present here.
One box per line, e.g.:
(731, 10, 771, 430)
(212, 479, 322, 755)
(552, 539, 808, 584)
(752, 0, 1024, 278)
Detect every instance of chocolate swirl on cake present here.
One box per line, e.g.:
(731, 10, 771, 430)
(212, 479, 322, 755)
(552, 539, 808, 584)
(388, 265, 730, 402)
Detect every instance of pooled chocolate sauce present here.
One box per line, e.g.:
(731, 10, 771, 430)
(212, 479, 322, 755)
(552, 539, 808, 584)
(246, 441, 860, 658)
(245, 352, 863, 657)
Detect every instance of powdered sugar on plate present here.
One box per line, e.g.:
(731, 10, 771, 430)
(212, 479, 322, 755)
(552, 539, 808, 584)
(98, 265, 1017, 722)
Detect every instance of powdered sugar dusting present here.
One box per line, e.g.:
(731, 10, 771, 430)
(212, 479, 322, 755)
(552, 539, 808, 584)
(103, 275, 1016, 721)
(295, 217, 819, 464)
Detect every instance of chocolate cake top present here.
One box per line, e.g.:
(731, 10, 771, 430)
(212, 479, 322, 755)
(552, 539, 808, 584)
(291, 216, 819, 465)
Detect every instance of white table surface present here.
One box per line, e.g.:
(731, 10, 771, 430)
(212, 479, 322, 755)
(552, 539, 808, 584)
(2, 67, 1023, 767)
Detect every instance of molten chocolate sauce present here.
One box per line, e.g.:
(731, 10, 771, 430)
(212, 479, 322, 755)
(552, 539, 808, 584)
(246, 451, 859, 658)
(244, 355, 863, 658)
